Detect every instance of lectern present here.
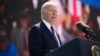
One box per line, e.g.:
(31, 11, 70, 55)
(46, 38, 100, 56)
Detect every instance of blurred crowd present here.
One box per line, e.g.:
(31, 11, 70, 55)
(0, 0, 100, 56)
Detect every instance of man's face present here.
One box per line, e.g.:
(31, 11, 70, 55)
(20, 18, 29, 29)
(43, 5, 57, 24)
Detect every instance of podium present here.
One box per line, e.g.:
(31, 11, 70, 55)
(46, 38, 100, 56)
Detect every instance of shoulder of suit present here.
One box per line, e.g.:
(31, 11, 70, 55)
(33, 22, 41, 28)
(29, 22, 41, 31)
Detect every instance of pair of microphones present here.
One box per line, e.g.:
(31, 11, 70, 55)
(76, 23, 96, 39)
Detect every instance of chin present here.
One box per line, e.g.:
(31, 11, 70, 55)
(51, 19, 56, 22)
(52, 18, 56, 20)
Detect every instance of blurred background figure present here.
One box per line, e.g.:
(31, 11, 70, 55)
(11, 11, 30, 56)
(1, 17, 11, 40)
(59, 13, 74, 45)
(0, 26, 18, 56)
(0, 35, 18, 56)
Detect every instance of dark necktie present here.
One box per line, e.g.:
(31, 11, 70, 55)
(51, 26, 61, 47)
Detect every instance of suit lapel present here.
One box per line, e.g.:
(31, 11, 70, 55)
(40, 21, 58, 47)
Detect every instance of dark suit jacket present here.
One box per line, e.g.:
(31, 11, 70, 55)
(28, 21, 61, 56)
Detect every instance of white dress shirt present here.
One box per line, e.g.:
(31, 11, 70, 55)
(42, 19, 61, 47)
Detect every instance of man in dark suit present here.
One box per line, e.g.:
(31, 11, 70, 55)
(28, 2, 62, 56)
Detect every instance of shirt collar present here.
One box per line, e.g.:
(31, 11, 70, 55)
(42, 19, 52, 32)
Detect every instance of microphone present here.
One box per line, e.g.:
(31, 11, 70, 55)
(76, 23, 96, 39)
(76, 23, 90, 33)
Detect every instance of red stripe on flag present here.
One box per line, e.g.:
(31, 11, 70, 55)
(72, 0, 79, 24)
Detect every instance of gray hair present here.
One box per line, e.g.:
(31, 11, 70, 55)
(41, 2, 57, 18)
